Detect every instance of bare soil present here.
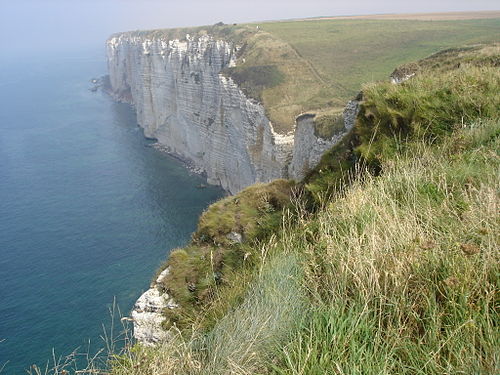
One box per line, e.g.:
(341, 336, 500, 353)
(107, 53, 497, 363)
(302, 11, 500, 22)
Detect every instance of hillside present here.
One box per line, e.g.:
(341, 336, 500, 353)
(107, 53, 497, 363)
(90, 42, 500, 374)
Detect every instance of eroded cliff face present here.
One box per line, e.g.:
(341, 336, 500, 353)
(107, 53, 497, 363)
(288, 100, 359, 181)
(131, 268, 177, 346)
(107, 33, 294, 194)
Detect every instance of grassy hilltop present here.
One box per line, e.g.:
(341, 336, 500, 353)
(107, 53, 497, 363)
(95, 41, 500, 374)
(119, 16, 500, 133)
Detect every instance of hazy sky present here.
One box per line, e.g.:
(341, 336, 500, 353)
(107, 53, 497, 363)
(1, 0, 498, 56)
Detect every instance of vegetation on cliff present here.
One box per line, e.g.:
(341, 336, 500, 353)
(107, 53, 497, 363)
(156, 179, 296, 330)
(110, 119, 499, 375)
(305, 43, 499, 201)
(99, 44, 500, 374)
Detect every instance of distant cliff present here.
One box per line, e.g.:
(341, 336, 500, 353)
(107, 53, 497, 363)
(106, 31, 355, 193)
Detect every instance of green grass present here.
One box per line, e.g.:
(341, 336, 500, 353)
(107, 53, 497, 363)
(111, 252, 307, 375)
(154, 179, 296, 330)
(195, 179, 295, 245)
(272, 119, 500, 374)
(261, 18, 500, 113)
(312, 111, 346, 139)
(224, 64, 285, 102)
(248, 18, 500, 131)
(243, 17, 500, 132)
(106, 118, 499, 375)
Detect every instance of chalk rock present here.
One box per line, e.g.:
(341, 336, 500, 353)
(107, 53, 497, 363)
(131, 268, 177, 346)
(226, 231, 243, 243)
(106, 33, 293, 194)
(289, 100, 359, 181)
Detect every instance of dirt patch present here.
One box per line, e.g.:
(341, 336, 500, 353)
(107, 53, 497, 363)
(300, 11, 500, 22)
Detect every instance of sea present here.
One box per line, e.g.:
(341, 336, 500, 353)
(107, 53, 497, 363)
(0, 48, 223, 374)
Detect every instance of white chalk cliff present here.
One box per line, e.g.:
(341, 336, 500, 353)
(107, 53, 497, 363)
(289, 100, 359, 181)
(131, 267, 177, 346)
(106, 32, 357, 193)
(107, 33, 294, 194)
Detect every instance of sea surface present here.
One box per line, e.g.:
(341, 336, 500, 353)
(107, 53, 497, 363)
(0, 50, 223, 373)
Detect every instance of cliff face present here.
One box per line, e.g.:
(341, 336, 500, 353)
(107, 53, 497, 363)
(288, 100, 359, 181)
(106, 32, 354, 194)
(131, 267, 176, 346)
(107, 33, 294, 194)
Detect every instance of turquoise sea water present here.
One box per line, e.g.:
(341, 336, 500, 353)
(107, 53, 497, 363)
(0, 50, 223, 373)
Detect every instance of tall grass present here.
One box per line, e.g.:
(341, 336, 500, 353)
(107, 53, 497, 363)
(357, 65, 500, 166)
(306, 48, 499, 203)
(107, 120, 498, 375)
(272, 119, 499, 374)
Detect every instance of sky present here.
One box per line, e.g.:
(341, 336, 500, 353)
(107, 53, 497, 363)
(1, 0, 499, 56)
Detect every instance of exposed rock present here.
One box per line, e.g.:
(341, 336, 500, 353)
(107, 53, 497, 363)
(390, 63, 418, 84)
(106, 32, 355, 193)
(289, 100, 359, 181)
(131, 267, 178, 346)
(390, 73, 415, 84)
(226, 231, 243, 243)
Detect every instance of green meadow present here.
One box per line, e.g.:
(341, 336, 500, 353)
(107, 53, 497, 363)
(258, 18, 500, 130)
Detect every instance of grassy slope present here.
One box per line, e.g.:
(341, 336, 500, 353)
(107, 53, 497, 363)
(156, 179, 296, 330)
(272, 119, 499, 374)
(110, 117, 499, 375)
(304, 43, 499, 201)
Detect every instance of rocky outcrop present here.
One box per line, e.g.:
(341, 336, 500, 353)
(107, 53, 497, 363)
(131, 268, 178, 345)
(288, 100, 359, 180)
(107, 33, 294, 194)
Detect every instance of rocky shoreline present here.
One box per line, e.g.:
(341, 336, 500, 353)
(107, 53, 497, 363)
(149, 143, 206, 176)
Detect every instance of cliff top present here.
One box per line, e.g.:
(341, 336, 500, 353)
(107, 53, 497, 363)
(112, 15, 500, 134)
